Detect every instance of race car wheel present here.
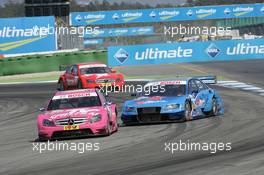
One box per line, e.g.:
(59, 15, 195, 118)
(113, 120, 118, 132)
(105, 121, 111, 136)
(114, 109, 118, 132)
(38, 135, 48, 142)
(211, 98, 218, 116)
(183, 101, 192, 121)
(59, 80, 65, 91)
(77, 80, 83, 89)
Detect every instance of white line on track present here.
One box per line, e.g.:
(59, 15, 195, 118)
(232, 84, 254, 88)
(1, 79, 264, 97)
(217, 81, 239, 84)
(217, 80, 264, 97)
(0, 80, 57, 85)
(218, 82, 244, 86)
(256, 89, 264, 93)
(242, 87, 262, 90)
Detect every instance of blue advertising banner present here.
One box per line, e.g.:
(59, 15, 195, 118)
(70, 3, 264, 26)
(108, 39, 264, 66)
(0, 16, 56, 55)
(84, 26, 154, 38)
(84, 39, 104, 45)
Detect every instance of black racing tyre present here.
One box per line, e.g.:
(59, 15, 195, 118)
(114, 108, 118, 131)
(183, 101, 192, 121)
(59, 80, 65, 91)
(38, 135, 48, 142)
(115, 108, 118, 118)
(210, 98, 218, 116)
(105, 120, 111, 136)
(77, 80, 83, 89)
(114, 120, 118, 132)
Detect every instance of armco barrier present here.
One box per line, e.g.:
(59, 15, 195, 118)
(0, 51, 107, 76)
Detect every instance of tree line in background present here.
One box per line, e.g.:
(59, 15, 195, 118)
(187, 0, 264, 6)
(0, 0, 263, 18)
(71, 0, 264, 12)
(70, 0, 177, 12)
(0, 2, 24, 18)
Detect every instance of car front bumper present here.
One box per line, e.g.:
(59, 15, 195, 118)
(121, 111, 185, 124)
(82, 81, 125, 89)
(38, 122, 109, 140)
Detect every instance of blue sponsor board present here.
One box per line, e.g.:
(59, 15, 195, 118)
(108, 39, 264, 66)
(70, 3, 264, 26)
(0, 16, 56, 55)
(84, 26, 154, 38)
(84, 39, 104, 45)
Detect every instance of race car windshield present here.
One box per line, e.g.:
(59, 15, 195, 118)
(141, 85, 186, 97)
(80, 67, 111, 74)
(47, 96, 101, 111)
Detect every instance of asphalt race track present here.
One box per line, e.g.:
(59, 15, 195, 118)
(1, 64, 264, 175)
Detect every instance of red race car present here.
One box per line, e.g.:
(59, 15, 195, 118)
(58, 62, 125, 90)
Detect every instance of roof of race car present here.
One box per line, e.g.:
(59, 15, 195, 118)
(77, 62, 107, 69)
(145, 78, 191, 87)
(53, 89, 98, 100)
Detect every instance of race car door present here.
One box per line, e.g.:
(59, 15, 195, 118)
(188, 79, 208, 110)
(193, 79, 211, 111)
(65, 65, 79, 87)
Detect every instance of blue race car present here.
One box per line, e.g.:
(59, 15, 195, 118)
(121, 77, 224, 124)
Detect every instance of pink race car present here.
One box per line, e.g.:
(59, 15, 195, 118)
(37, 89, 118, 141)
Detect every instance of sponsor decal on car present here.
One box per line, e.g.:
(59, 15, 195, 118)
(79, 64, 107, 69)
(53, 92, 98, 100)
(160, 81, 187, 85)
(64, 125, 80, 131)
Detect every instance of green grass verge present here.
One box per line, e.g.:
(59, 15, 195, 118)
(0, 50, 107, 76)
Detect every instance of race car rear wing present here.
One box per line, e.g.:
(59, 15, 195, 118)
(194, 76, 217, 84)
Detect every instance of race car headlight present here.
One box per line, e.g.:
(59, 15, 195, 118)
(166, 104, 180, 110)
(43, 119, 55, 126)
(87, 80, 95, 84)
(90, 114, 102, 123)
(125, 106, 135, 112)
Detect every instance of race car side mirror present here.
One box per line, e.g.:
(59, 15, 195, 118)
(39, 107, 45, 112)
(104, 101, 112, 107)
(107, 101, 112, 105)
